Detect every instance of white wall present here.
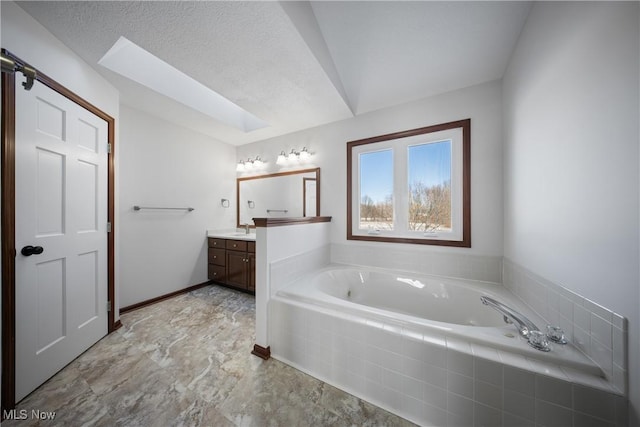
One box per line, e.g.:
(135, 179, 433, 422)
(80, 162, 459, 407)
(503, 2, 640, 422)
(255, 222, 331, 348)
(118, 105, 236, 307)
(238, 80, 504, 257)
(1, 1, 121, 318)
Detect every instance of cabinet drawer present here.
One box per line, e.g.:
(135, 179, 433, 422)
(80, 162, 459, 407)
(226, 239, 247, 251)
(248, 241, 255, 253)
(208, 264, 226, 281)
(208, 238, 225, 248)
(208, 248, 226, 266)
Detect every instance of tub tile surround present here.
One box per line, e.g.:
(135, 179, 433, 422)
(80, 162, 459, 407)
(269, 298, 628, 426)
(271, 242, 502, 292)
(503, 258, 628, 396)
(265, 244, 628, 426)
(331, 243, 503, 284)
(269, 245, 331, 296)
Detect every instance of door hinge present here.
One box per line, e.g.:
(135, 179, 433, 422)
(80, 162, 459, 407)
(107, 301, 112, 312)
(107, 143, 112, 154)
(107, 222, 112, 233)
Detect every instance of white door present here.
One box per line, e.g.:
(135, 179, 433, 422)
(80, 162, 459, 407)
(14, 79, 108, 401)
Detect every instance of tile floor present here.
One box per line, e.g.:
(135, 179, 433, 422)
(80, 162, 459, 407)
(6, 285, 415, 426)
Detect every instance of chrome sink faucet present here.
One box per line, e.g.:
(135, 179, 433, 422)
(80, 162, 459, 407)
(480, 296, 540, 338)
(244, 223, 250, 234)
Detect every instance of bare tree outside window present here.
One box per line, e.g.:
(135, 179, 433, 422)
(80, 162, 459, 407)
(407, 140, 452, 232)
(360, 194, 393, 230)
(358, 149, 394, 231)
(408, 180, 451, 232)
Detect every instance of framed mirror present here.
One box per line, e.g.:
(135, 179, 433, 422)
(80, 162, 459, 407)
(237, 167, 320, 227)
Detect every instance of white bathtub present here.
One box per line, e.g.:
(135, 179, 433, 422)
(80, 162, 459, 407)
(276, 265, 599, 374)
(270, 263, 626, 426)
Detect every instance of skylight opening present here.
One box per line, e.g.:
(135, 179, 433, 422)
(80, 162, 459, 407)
(98, 36, 268, 133)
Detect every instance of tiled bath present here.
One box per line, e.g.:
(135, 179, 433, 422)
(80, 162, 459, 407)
(269, 297, 628, 426)
(503, 258, 628, 395)
(266, 245, 629, 426)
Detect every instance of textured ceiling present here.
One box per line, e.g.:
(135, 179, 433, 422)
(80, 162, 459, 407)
(16, 1, 531, 146)
(310, 1, 532, 115)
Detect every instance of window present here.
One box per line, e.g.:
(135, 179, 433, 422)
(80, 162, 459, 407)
(347, 119, 470, 247)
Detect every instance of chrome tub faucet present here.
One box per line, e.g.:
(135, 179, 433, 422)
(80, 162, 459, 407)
(480, 295, 540, 338)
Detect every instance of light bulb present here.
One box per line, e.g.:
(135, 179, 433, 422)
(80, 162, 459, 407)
(236, 160, 245, 172)
(276, 151, 287, 165)
(299, 147, 311, 162)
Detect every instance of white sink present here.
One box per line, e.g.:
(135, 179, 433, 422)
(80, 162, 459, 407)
(207, 230, 256, 240)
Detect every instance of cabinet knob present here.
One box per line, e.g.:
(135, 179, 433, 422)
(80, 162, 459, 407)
(233, 244, 237, 248)
(213, 272, 217, 276)
(213, 255, 217, 259)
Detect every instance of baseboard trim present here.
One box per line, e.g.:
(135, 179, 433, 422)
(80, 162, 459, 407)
(120, 281, 211, 314)
(251, 344, 271, 360)
(113, 319, 122, 330)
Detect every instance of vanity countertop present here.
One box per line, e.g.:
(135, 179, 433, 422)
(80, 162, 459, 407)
(207, 230, 256, 241)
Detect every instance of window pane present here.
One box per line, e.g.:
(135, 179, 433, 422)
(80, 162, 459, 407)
(408, 141, 452, 232)
(359, 149, 394, 231)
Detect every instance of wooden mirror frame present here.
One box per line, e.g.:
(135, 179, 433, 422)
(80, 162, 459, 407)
(237, 167, 320, 228)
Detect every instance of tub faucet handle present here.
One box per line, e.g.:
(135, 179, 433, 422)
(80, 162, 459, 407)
(528, 330, 551, 352)
(546, 325, 568, 344)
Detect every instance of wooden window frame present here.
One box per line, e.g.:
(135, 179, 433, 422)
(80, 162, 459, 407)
(346, 119, 471, 247)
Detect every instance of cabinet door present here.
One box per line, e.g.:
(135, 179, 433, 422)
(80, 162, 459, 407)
(208, 264, 226, 282)
(226, 239, 247, 251)
(208, 238, 225, 248)
(226, 250, 248, 290)
(208, 248, 226, 266)
(247, 253, 256, 292)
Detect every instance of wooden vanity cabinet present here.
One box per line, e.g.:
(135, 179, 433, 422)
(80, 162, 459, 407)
(226, 249, 248, 288)
(207, 239, 226, 283)
(208, 237, 255, 294)
(248, 250, 256, 292)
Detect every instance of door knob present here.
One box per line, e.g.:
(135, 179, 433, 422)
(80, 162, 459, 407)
(21, 245, 44, 256)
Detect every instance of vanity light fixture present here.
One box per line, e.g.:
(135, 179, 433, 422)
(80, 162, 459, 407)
(275, 148, 313, 166)
(237, 156, 266, 172)
(299, 147, 311, 162)
(276, 151, 287, 165)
